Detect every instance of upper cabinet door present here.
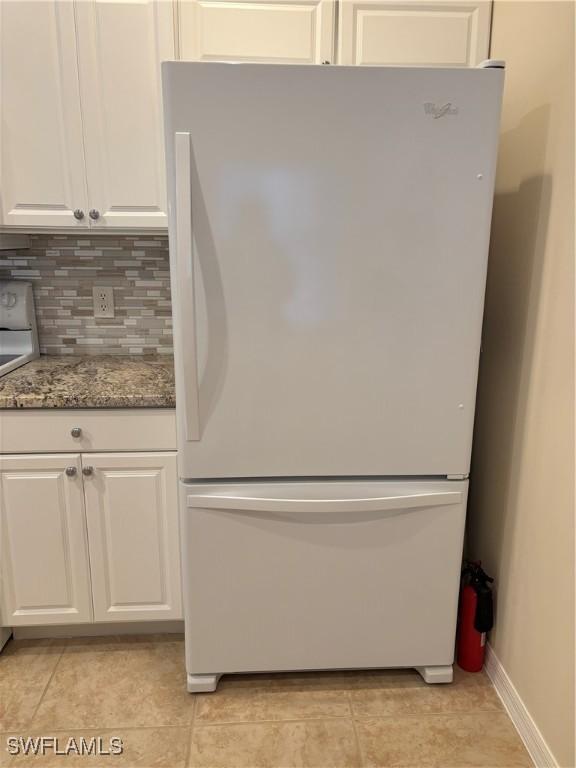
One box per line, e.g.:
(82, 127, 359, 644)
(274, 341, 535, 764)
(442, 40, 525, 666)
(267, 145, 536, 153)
(338, 0, 492, 66)
(0, 455, 93, 626)
(75, 0, 175, 229)
(178, 0, 335, 63)
(0, 1, 88, 228)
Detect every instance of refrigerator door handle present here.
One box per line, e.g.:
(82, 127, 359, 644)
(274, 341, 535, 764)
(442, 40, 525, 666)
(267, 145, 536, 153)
(186, 491, 463, 514)
(175, 131, 200, 441)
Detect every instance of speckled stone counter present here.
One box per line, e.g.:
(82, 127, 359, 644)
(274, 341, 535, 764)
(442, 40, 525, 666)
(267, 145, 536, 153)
(0, 355, 175, 409)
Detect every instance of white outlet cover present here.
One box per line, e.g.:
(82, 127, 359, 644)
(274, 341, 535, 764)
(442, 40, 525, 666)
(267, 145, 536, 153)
(93, 286, 115, 318)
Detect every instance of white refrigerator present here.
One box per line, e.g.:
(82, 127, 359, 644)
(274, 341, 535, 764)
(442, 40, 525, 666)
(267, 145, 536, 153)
(162, 61, 504, 692)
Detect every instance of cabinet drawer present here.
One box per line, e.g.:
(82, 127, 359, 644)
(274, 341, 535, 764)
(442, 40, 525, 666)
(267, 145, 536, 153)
(0, 409, 177, 453)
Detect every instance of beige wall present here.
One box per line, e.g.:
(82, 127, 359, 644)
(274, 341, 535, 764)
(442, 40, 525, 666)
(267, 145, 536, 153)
(468, 2, 575, 765)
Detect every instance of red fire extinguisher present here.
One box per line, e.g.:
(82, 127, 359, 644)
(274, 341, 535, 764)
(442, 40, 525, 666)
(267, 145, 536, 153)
(457, 561, 494, 672)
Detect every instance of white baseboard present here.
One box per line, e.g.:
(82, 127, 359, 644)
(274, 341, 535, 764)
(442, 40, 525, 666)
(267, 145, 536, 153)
(13, 620, 184, 640)
(485, 643, 558, 768)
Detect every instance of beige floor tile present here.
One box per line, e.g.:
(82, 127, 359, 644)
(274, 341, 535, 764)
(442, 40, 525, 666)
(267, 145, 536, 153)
(0, 640, 66, 731)
(2, 638, 528, 768)
(189, 719, 361, 768)
(32, 639, 194, 730)
(0, 734, 15, 767)
(350, 671, 502, 716)
(3, 727, 189, 767)
(195, 688, 351, 724)
(355, 712, 533, 767)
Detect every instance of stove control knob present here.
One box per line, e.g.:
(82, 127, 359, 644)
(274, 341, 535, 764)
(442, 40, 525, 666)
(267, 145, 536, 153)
(0, 291, 17, 308)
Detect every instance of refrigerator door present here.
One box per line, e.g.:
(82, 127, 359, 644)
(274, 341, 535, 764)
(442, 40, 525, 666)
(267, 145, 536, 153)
(181, 479, 467, 675)
(163, 63, 504, 479)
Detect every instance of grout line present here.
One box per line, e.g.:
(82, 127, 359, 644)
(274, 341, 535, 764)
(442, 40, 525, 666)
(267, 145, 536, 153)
(346, 690, 353, 717)
(185, 695, 197, 768)
(348, 692, 367, 768)
(27, 641, 67, 727)
(191, 707, 506, 728)
(351, 707, 508, 720)
(2, 725, 188, 735)
(194, 714, 352, 728)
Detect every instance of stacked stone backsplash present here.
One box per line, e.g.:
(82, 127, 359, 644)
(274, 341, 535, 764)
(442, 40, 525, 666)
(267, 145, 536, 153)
(0, 234, 173, 356)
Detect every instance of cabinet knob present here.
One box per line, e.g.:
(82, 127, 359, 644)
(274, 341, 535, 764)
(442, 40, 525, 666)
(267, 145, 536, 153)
(65, 466, 77, 477)
(70, 427, 82, 438)
(73, 209, 85, 220)
(89, 209, 100, 220)
(82, 466, 94, 477)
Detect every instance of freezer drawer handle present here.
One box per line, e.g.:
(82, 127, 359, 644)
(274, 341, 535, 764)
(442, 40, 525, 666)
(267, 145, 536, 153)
(175, 131, 200, 441)
(186, 491, 462, 514)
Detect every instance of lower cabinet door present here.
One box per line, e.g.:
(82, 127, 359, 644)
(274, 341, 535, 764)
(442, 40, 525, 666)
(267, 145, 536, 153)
(83, 453, 182, 622)
(0, 455, 93, 626)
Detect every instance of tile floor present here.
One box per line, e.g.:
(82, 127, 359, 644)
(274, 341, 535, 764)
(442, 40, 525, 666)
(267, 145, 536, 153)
(0, 634, 533, 767)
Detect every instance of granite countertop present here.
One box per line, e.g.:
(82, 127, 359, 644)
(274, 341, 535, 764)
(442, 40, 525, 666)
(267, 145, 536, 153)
(0, 355, 175, 409)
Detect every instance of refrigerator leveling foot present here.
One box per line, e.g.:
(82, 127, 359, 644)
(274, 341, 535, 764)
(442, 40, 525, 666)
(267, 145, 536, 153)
(415, 665, 453, 684)
(187, 673, 222, 693)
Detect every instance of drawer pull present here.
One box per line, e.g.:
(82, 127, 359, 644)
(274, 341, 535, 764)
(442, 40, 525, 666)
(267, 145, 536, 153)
(82, 466, 94, 477)
(70, 427, 82, 438)
(65, 466, 77, 477)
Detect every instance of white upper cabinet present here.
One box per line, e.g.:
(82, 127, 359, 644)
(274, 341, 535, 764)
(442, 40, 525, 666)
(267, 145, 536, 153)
(338, 0, 492, 66)
(178, 0, 335, 63)
(0, 1, 88, 228)
(75, 0, 174, 228)
(0, 0, 492, 231)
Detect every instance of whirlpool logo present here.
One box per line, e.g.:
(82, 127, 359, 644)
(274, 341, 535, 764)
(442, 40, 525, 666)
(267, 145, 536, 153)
(424, 102, 459, 119)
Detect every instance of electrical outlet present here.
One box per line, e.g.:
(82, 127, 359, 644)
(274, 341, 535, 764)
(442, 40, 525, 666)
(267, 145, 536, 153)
(93, 287, 115, 318)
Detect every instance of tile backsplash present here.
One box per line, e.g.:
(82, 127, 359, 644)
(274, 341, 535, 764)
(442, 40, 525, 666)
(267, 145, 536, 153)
(0, 234, 173, 356)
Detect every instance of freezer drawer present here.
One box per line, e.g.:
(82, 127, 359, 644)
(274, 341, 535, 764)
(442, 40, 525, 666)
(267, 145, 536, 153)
(181, 479, 467, 680)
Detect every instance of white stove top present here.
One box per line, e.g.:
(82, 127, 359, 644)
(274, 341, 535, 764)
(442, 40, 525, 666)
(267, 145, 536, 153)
(0, 281, 39, 377)
(0, 354, 20, 366)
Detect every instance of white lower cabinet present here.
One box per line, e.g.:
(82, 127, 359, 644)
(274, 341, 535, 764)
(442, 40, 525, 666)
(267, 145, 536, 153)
(83, 453, 181, 622)
(0, 455, 92, 626)
(0, 450, 181, 627)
